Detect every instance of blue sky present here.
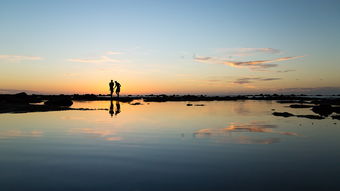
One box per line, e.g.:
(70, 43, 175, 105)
(0, 0, 340, 94)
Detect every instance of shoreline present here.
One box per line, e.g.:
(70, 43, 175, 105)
(1, 93, 340, 118)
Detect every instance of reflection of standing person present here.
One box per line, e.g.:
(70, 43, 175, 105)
(109, 80, 115, 99)
(115, 81, 121, 98)
(115, 101, 121, 115)
(109, 100, 114, 117)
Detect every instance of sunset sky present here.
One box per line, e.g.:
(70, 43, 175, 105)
(1, 0, 339, 95)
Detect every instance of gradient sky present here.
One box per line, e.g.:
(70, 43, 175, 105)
(1, 0, 340, 95)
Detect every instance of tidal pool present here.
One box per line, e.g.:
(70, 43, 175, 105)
(0, 100, 339, 191)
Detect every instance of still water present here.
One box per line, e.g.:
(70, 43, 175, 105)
(0, 100, 339, 191)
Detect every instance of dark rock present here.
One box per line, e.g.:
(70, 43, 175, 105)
(272, 112, 294, 117)
(333, 107, 340, 114)
(14, 92, 28, 98)
(45, 96, 73, 107)
(312, 104, 333, 117)
(296, 115, 325, 120)
(1, 92, 30, 104)
(311, 98, 340, 106)
(186, 104, 193, 106)
(114, 97, 134, 102)
(289, 104, 313, 108)
(130, 102, 142, 105)
(73, 94, 98, 100)
(277, 100, 309, 104)
(0, 103, 70, 114)
(72, 94, 136, 102)
(332, 115, 340, 120)
(194, 104, 205, 106)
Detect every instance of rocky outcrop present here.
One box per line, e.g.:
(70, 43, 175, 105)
(289, 104, 313, 108)
(44, 96, 73, 107)
(312, 104, 334, 117)
(272, 112, 294, 117)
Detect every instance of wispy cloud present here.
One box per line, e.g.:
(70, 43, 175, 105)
(68, 51, 125, 64)
(233, 77, 281, 84)
(218, 48, 281, 57)
(68, 56, 121, 64)
(238, 48, 281, 54)
(106, 51, 123, 55)
(194, 55, 304, 70)
(0, 54, 43, 62)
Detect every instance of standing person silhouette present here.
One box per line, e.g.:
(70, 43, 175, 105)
(115, 81, 121, 98)
(109, 80, 115, 99)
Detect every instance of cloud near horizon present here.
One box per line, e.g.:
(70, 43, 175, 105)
(194, 55, 304, 70)
(233, 77, 281, 84)
(0, 54, 43, 62)
(68, 56, 121, 64)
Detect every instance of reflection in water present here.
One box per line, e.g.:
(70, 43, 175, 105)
(233, 136, 280, 144)
(109, 101, 114, 117)
(115, 101, 121, 115)
(233, 102, 251, 115)
(0, 130, 43, 139)
(69, 127, 122, 141)
(226, 122, 277, 133)
(193, 121, 299, 144)
(1, 100, 340, 190)
(193, 131, 280, 144)
(69, 100, 123, 141)
(109, 100, 121, 117)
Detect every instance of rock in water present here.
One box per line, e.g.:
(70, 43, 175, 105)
(130, 102, 142, 105)
(289, 104, 313, 108)
(312, 104, 333, 117)
(45, 96, 73, 107)
(332, 115, 340, 120)
(296, 115, 325, 120)
(272, 112, 294, 117)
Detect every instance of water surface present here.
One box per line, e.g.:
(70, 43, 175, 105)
(0, 100, 339, 191)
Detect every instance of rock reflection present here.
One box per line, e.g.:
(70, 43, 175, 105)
(193, 121, 299, 144)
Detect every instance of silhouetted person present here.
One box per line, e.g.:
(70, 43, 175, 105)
(115, 101, 121, 115)
(109, 100, 114, 117)
(109, 80, 115, 99)
(115, 81, 121, 98)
